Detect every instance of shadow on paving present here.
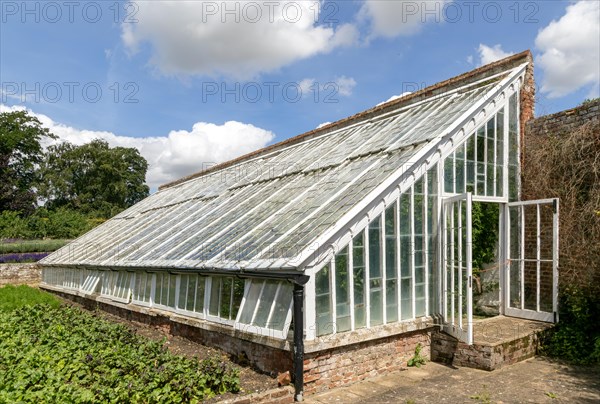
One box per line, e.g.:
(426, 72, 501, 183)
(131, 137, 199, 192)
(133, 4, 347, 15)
(304, 357, 600, 403)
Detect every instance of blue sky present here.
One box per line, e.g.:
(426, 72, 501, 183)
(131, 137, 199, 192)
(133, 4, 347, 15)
(1, 1, 599, 189)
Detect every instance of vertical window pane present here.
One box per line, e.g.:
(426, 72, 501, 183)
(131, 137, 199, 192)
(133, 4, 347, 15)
(315, 265, 332, 336)
(335, 247, 351, 332)
(178, 274, 188, 310)
(369, 216, 383, 326)
(186, 275, 197, 312)
(400, 191, 413, 320)
(353, 233, 366, 329)
(232, 279, 244, 320)
(209, 277, 221, 317)
(270, 282, 293, 332)
(385, 203, 398, 323)
(254, 281, 278, 327)
(221, 277, 233, 319)
(194, 277, 205, 314)
(239, 280, 263, 325)
(168, 274, 176, 308)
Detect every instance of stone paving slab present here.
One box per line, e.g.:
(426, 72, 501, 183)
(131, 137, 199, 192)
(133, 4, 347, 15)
(305, 357, 600, 403)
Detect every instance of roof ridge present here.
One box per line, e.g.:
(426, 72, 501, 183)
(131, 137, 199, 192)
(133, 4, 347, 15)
(159, 50, 532, 190)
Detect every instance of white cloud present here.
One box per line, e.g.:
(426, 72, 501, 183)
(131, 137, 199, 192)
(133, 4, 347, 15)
(535, 1, 600, 99)
(477, 44, 514, 66)
(298, 78, 316, 98)
(0, 104, 275, 190)
(316, 121, 331, 129)
(298, 76, 356, 98)
(377, 92, 412, 106)
(122, 1, 358, 79)
(358, 0, 451, 39)
(334, 76, 357, 97)
(466, 55, 473, 65)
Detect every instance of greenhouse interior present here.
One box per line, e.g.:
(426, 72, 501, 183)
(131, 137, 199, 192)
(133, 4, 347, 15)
(40, 51, 559, 400)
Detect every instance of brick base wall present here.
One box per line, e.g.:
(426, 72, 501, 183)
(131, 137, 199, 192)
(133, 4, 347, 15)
(45, 287, 439, 398)
(0, 263, 41, 286)
(303, 328, 435, 396)
(431, 329, 549, 371)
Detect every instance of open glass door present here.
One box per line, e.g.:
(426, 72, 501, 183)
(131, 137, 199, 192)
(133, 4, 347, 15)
(505, 199, 559, 322)
(442, 193, 473, 344)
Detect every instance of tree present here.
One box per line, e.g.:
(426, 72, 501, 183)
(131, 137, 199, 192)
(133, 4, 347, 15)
(39, 139, 149, 218)
(0, 110, 56, 215)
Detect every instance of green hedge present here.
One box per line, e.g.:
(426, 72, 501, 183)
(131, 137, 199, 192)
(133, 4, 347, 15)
(0, 239, 69, 254)
(0, 209, 105, 239)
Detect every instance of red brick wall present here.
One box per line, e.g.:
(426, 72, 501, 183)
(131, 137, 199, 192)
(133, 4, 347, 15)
(303, 329, 434, 396)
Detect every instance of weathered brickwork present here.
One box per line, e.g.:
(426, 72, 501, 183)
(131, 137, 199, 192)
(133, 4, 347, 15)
(303, 329, 435, 396)
(525, 98, 600, 140)
(0, 263, 41, 286)
(431, 326, 552, 371)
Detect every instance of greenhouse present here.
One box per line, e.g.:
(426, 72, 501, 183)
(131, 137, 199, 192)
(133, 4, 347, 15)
(40, 51, 558, 400)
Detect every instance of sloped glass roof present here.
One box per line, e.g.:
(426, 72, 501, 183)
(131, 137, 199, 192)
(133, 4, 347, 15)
(41, 71, 510, 271)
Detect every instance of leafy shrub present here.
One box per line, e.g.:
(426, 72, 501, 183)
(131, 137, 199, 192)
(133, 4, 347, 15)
(0, 304, 240, 402)
(0, 285, 60, 313)
(407, 343, 427, 368)
(540, 285, 600, 364)
(0, 209, 103, 239)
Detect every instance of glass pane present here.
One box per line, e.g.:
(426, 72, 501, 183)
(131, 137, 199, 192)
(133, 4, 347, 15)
(194, 278, 205, 313)
(315, 265, 332, 336)
(232, 279, 244, 319)
(353, 234, 366, 329)
(209, 277, 221, 316)
(455, 145, 465, 193)
(187, 275, 197, 311)
(239, 280, 263, 325)
(444, 153, 454, 193)
(178, 275, 188, 310)
(270, 282, 293, 331)
(401, 278, 412, 320)
(254, 281, 278, 327)
(168, 275, 176, 308)
(369, 216, 383, 326)
(221, 277, 233, 319)
(386, 279, 398, 323)
(369, 216, 382, 279)
(335, 247, 351, 333)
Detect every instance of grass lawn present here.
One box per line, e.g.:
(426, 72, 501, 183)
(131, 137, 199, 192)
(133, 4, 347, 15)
(0, 285, 240, 403)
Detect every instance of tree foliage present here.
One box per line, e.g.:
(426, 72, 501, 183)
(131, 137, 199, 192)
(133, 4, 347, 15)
(0, 111, 56, 215)
(39, 139, 149, 218)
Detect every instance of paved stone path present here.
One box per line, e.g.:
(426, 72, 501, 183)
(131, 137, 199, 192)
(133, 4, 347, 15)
(305, 357, 600, 403)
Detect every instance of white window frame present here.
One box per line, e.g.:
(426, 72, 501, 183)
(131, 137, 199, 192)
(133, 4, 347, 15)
(235, 279, 293, 339)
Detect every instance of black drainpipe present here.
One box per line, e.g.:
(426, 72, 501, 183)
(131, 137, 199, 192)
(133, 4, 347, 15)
(292, 275, 309, 402)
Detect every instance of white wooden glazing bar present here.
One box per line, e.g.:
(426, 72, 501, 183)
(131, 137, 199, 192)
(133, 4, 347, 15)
(536, 204, 541, 312)
(553, 200, 559, 320)
(331, 256, 337, 334)
(365, 226, 371, 328)
(466, 194, 473, 345)
(349, 238, 355, 331)
(410, 186, 416, 320)
(424, 171, 429, 316)
(381, 210, 387, 324)
(396, 196, 402, 321)
(520, 206, 525, 310)
(450, 202, 455, 325)
(458, 200, 463, 329)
